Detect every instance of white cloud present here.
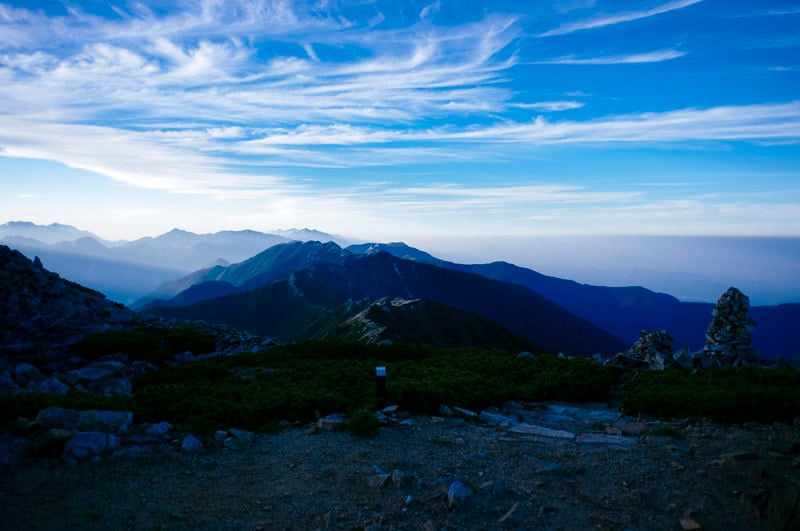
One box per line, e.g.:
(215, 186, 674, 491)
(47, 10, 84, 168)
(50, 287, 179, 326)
(539, 0, 704, 37)
(532, 49, 686, 65)
(512, 101, 584, 111)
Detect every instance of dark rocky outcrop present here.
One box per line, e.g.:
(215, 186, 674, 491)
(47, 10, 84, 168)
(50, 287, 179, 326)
(0, 245, 138, 362)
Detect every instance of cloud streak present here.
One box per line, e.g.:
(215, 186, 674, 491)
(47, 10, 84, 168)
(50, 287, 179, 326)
(538, 0, 704, 37)
(531, 49, 686, 65)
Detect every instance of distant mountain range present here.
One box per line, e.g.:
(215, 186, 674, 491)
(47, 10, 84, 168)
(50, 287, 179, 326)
(3, 221, 797, 359)
(0, 221, 347, 304)
(145, 247, 626, 356)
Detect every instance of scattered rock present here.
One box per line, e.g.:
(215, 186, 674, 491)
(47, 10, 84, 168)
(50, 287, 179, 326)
(452, 407, 478, 421)
(34, 408, 133, 435)
(28, 377, 70, 395)
(578, 433, 637, 447)
(447, 481, 473, 511)
(181, 434, 204, 453)
(145, 422, 174, 437)
(478, 410, 518, 429)
(507, 423, 575, 440)
(63, 432, 120, 461)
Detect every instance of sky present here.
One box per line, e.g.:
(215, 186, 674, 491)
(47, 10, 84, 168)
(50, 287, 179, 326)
(0, 0, 798, 246)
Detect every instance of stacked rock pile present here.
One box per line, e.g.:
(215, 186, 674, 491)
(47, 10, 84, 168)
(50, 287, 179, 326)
(604, 329, 675, 373)
(700, 287, 758, 368)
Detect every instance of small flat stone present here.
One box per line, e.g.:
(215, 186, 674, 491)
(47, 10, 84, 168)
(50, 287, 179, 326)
(507, 423, 575, 440)
(578, 433, 636, 446)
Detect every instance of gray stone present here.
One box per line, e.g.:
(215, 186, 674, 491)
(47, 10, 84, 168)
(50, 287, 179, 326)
(578, 433, 637, 447)
(35, 407, 134, 434)
(478, 410, 518, 428)
(453, 407, 478, 421)
(181, 434, 204, 453)
(507, 423, 575, 440)
(89, 377, 132, 396)
(145, 421, 174, 437)
(68, 367, 113, 382)
(447, 481, 473, 510)
(63, 432, 120, 460)
(439, 405, 455, 417)
(28, 377, 70, 395)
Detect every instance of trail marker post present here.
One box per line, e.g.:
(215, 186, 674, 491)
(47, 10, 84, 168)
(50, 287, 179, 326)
(376, 366, 387, 405)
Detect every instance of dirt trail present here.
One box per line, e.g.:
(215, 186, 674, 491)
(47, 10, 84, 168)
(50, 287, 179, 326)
(1, 408, 798, 530)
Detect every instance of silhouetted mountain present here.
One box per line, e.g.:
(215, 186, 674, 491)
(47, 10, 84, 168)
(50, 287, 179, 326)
(148, 251, 627, 356)
(135, 241, 350, 308)
(311, 297, 545, 352)
(346, 243, 797, 359)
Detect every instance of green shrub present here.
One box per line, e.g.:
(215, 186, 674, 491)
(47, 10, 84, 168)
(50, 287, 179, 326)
(72, 326, 217, 364)
(125, 341, 615, 435)
(347, 408, 379, 437)
(622, 367, 800, 423)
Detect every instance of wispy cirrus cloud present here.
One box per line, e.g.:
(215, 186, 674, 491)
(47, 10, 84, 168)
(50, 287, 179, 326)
(538, 0, 704, 37)
(531, 49, 686, 65)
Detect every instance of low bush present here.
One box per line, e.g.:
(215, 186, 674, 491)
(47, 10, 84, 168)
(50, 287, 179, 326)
(72, 326, 217, 364)
(621, 367, 800, 424)
(131, 341, 612, 434)
(347, 408, 380, 437)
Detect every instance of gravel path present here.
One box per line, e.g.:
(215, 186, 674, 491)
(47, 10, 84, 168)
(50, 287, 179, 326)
(2, 406, 798, 530)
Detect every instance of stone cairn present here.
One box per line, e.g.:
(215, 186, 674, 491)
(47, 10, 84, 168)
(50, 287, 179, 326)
(605, 329, 675, 375)
(700, 287, 758, 367)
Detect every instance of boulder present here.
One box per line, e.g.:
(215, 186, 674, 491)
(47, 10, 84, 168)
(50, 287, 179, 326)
(146, 421, 174, 437)
(181, 434, 204, 453)
(34, 407, 133, 434)
(63, 432, 120, 460)
(28, 377, 71, 395)
(447, 481, 474, 511)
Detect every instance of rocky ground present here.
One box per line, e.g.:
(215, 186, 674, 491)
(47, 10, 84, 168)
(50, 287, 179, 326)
(2, 402, 799, 531)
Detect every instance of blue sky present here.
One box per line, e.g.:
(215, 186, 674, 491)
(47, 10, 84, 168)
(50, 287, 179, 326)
(0, 0, 798, 242)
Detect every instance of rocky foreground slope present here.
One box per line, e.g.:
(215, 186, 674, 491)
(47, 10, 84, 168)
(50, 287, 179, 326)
(1, 402, 799, 530)
(0, 245, 138, 361)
